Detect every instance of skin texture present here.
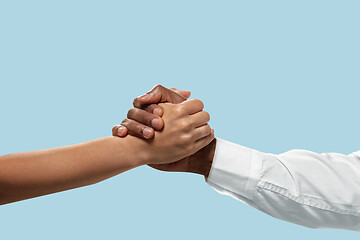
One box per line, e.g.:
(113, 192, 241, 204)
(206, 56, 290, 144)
(113, 85, 217, 178)
(0, 100, 213, 205)
(113, 85, 191, 139)
(137, 100, 214, 164)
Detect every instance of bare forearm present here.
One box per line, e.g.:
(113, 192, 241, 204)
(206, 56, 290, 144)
(0, 136, 146, 205)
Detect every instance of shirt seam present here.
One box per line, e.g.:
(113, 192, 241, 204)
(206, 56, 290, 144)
(243, 149, 254, 199)
(258, 180, 360, 217)
(352, 151, 360, 161)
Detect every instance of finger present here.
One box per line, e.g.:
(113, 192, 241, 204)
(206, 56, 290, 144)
(135, 85, 187, 106)
(133, 97, 151, 109)
(188, 111, 210, 127)
(193, 129, 215, 150)
(145, 104, 164, 117)
(180, 98, 205, 115)
(121, 118, 155, 139)
(192, 124, 212, 141)
(127, 108, 164, 130)
(112, 125, 128, 137)
(134, 87, 162, 107)
(169, 88, 191, 99)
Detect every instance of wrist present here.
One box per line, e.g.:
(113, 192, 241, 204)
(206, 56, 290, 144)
(187, 138, 216, 178)
(109, 136, 151, 167)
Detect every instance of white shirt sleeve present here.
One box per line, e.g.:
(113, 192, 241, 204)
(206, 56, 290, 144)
(207, 138, 360, 231)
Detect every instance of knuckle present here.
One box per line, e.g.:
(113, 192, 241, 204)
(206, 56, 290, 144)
(193, 99, 204, 109)
(129, 108, 152, 125)
(179, 134, 192, 145)
(145, 104, 155, 112)
(154, 84, 164, 89)
(152, 84, 164, 93)
(127, 108, 137, 118)
(175, 105, 185, 115)
(204, 111, 210, 122)
(132, 98, 138, 107)
(198, 100, 205, 109)
(145, 114, 155, 126)
(131, 125, 145, 137)
(121, 118, 129, 126)
(119, 119, 145, 138)
(176, 120, 186, 130)
(204, 124, 211, 133)
(146, 104, 161, 115)
(178, 120, 191, 131)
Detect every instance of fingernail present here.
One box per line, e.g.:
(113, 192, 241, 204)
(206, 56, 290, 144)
(118, 126, 126, 136)
(153, 107, 161, 116)
(151, 118, 160, 129)
(139, 94, 150, 100)
(143, 127, 153, 139)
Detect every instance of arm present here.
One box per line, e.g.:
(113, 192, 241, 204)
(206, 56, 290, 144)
(207, 139, 360, 231)
(118, 85, 360, 231)
(0, 100, 214, 205)
(113, 85, 215, 177)
(0, 137, 144, 205)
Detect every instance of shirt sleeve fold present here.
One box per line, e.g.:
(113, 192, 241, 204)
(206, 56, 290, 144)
(207, 138, 263, 201)
(206, 138, 360, 231)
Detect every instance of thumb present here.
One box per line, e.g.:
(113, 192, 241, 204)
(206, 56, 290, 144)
(169, 88, 191, 99)
(135, 85, 187, 107)
(137, 90, 162, 105)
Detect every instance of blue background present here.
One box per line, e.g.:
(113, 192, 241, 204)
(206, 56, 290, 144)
(1, 0, 359, 239)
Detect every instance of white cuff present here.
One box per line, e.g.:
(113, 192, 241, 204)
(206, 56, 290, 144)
(353, 150, 360, 159)
(207, 138, 263, 200)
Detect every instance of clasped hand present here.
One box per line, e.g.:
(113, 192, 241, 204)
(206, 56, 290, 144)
(112, 85, 216, 176)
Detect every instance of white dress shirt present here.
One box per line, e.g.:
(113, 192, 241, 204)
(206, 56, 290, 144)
(207, 138, 360, 231)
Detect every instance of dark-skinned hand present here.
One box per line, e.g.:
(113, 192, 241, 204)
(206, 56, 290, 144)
(113, 85, 191, 139)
